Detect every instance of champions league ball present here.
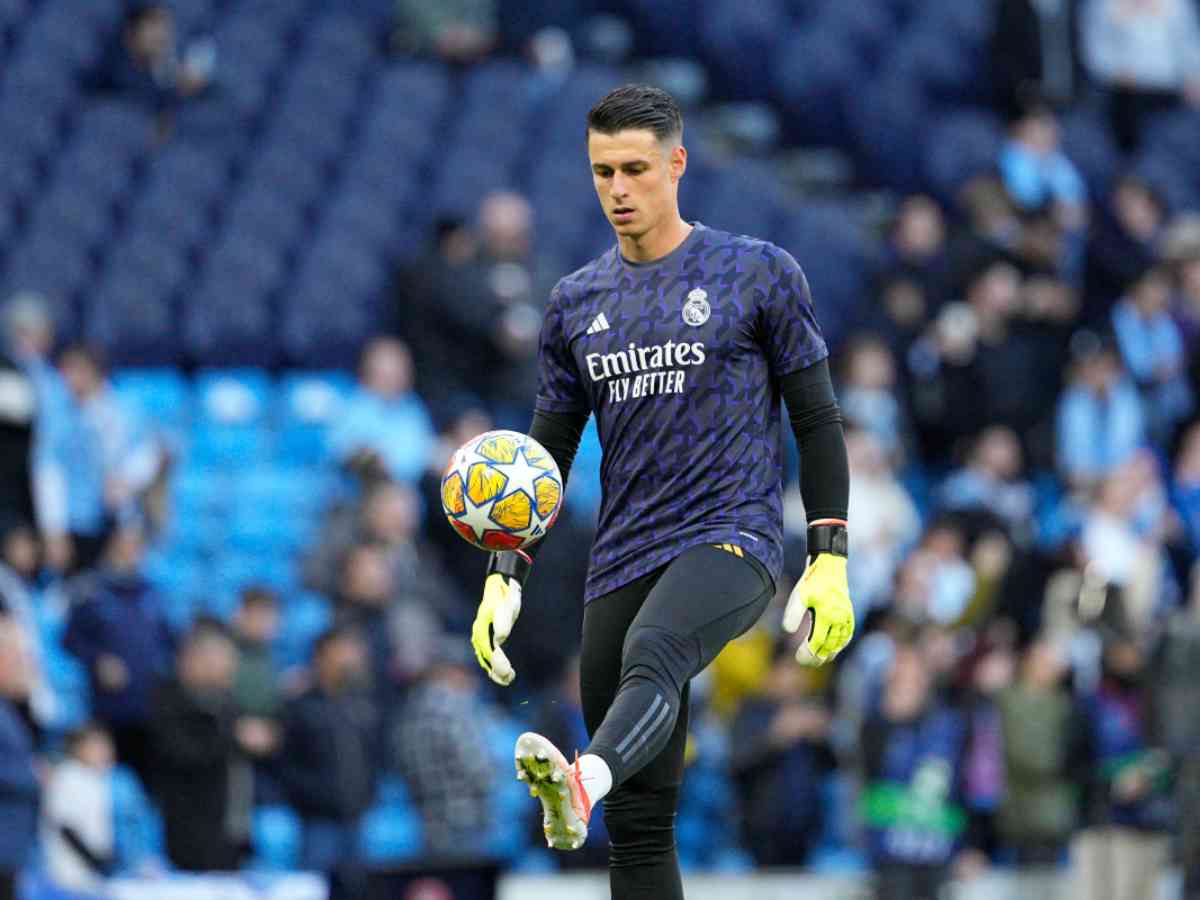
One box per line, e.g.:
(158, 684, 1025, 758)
(440, 430, 564, 552)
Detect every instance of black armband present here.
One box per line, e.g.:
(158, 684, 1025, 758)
(486, 547, 534, 585)
(807, 520, 848, 558)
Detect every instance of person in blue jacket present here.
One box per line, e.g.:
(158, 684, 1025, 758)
(861, 643, 971, 900)
(0, 615, 42, 900)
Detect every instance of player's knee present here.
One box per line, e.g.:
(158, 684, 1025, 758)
(620, 625, 695, 693)
(605, 784, 679, 866)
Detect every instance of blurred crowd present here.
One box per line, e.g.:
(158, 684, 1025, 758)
(2, 1, 1200, 900)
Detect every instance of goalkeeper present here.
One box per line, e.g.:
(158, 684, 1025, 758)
(471, 84, 853, 900)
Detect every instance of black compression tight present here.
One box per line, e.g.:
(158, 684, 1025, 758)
(580, 543, 774, 899)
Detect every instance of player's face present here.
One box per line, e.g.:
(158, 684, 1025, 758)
(588, 129, 686, 239)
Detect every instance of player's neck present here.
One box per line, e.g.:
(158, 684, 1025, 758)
(618, 216, 692, 264)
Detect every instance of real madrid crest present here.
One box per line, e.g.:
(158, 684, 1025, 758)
(682, 288, 710, 326)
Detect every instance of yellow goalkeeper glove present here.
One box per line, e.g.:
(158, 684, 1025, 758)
(783, 553, 854, 667)
(471, 573, 521, 685)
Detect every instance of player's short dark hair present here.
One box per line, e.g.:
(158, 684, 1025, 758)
(587, 84, 683, 144)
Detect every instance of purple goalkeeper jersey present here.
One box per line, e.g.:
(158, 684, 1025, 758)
(535, 223, 829, 603)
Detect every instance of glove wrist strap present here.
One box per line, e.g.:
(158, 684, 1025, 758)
(807, 519, 848, 558)
(487, 548, 533, 586)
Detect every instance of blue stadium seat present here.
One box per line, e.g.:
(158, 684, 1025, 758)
(3, 233, 91, 300)
(375, 62, 452, 119)
(112, 368, 192, 431)
(28, 188, 113, 251)
(131, 188, 214, 252)
(105, 230, 191, 294)
(0, 94, 62, 159)
(277, 371, 354, 465)
(282, 292, 373, 369)
(923, 111, 1004, 203)
(195, 369, 274, 427)
(360, 798, 423, 864)
(252, 806, 302, 871)
(28, 5, 105, 70)
(845, 77, 927, 191)
(150, 144, 229, 202)
(276, 592, 333, 670)
(54, 141, 137, 202)
(75, 101, 156, 155)
(84, 276, 182, 365)
(251, 145, 326, 208)
(323, 189, 398, 254)
(771, 29, 854, 146)
(0, 147, 39, 207)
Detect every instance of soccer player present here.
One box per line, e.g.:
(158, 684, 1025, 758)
(470, 84, 854, 898)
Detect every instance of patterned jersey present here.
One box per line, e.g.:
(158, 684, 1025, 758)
(536, 223, 829, 603)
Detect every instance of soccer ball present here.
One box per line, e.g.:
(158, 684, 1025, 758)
(440, 429, 564, 552)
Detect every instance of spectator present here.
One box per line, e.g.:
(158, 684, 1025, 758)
(909, 260, 1039, 464)
(396, 192, 556, 414)
(949, 176, 1024, 277)
(1074, 630, 1173, 900)
(730, 641, 833, 867)
(845, 429, 921, 613)
(305, 480, 462, 630)
(62, 522, 174, 785)
(1080, 457, 1172, 626)
(231, 587, 281, 722)
(3, 294, 77, 570)
(1082, 0, 1200, 150)
(391, 637, 497, 860)
(0, 345, 36, 538)
(838, 335, 909, 462)
(996, 639, 1079, 868)
(1146, 563, 1200, 898)
(884, 195, 950, 309)
(1163, 216, 1200, 357)
(327, 337, 434, 486)
(1086, 176, 1167, 319)
(333, 543, 409, 695)
(1174, 421, 1200, 555)
(1111, 263, 1194, 446)
(40, 344, 161, 574)
(150, 621, 254, 871)
(1056, 331, 1144, 492)
(41, 723, 117, 893)
(998, 101, 1088, 231)
(0, 616, 40, 900)
(0, 520, 57, 730)
(280, 625, 378, 900)
(392, 0, 497, 63)
(939, 426, 1036, 541)
(861, 645, 971, 900)
(990, 0, 1084, 117)
(92, 4, 214, 128)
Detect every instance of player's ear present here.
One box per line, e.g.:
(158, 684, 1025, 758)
(669, 143, 687, 183)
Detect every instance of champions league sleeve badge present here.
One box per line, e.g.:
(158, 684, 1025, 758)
(682, 288, 711, 326)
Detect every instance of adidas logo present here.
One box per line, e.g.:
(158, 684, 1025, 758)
(586, 313, 611, 335)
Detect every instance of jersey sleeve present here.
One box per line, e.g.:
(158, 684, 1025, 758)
(756, 246, 829, 377)
(534, 288, 590, 415)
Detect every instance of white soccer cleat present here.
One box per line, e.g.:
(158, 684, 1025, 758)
(514, 731, 592, 851)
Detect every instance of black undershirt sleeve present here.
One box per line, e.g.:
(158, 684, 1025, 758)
(523, 407, 589, 559)
(779, 358, 849, 523)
